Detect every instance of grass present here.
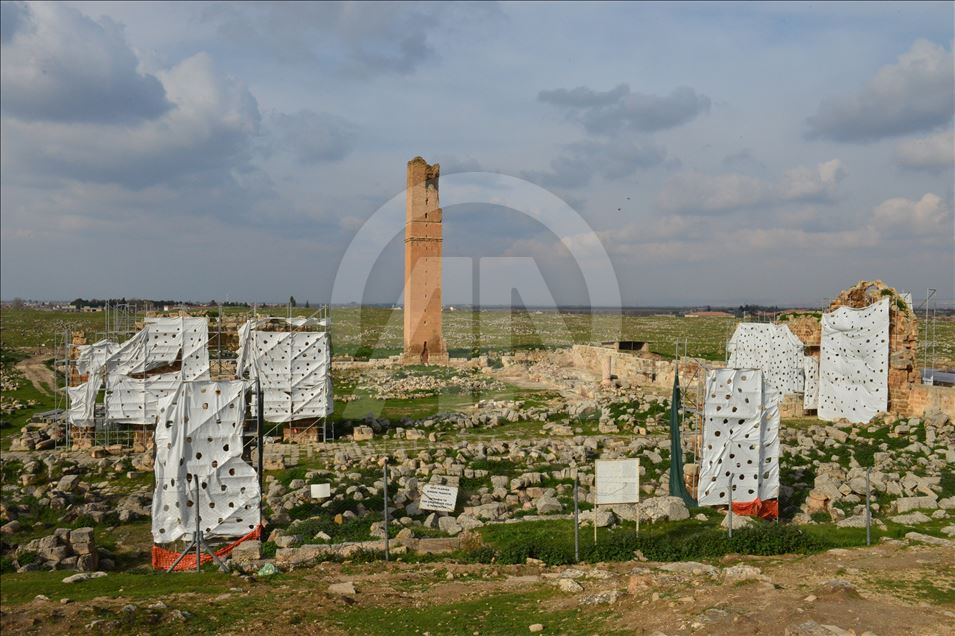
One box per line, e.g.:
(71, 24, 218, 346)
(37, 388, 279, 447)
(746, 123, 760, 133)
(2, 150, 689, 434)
(474, 517, 870, 567)
(0, 570, 239, 605)
(325, 588, 612, 636)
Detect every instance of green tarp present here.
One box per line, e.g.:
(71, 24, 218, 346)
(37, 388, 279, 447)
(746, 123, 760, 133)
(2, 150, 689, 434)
(668, 364, 697, 507)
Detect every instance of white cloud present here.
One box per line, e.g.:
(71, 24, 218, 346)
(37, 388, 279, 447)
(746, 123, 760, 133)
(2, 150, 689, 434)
(895, 129, 955, 172)
(539, 84, 710, 134)
(0, 2, 170, 123)
(656, 160, 846, 214)
(777, 159, 846, 202)
(806, 39, 954, 142)
(872, 193, 952, 237)
(2, 52, 261, 189)
(656, 172, 771, 214)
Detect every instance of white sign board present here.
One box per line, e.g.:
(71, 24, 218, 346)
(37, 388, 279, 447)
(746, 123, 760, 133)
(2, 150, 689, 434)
(311, 483, 331, 499)
(420, 484, 459, 513)
(595, 459, 640, 505)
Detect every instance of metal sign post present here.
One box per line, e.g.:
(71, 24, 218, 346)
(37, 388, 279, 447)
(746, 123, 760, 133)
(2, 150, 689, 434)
(727, 474, 734, 539)
(573, 473, 580, 563)
(865, 467, 872, 546)
(383, 460, 390, 562)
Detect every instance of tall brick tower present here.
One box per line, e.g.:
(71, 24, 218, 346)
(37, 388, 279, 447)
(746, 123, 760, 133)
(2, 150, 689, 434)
(402, 156, 448, 364)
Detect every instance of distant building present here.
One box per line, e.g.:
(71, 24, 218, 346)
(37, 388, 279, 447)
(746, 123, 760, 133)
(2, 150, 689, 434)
(685, 311, 734, 318)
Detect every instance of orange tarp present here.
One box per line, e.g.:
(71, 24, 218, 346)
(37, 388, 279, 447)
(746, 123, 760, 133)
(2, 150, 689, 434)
(731, 498, 779, 519)
(152, 525, 262, 571)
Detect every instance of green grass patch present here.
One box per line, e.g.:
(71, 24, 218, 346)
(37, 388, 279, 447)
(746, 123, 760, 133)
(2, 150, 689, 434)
(324, 588, 606, 636)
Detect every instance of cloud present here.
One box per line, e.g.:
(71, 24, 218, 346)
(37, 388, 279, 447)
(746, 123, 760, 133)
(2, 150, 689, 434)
(270, 110, 356, 164)
(0, 1, 32, 44)
(539, 84, 710, 134)
(806, 39, 954, 142)
(872, 192, 952, 237)
(523, 139, 667, 189)
(656, 172, 771, 214)
(204, 2, 500, 77)
(0, 2, 171, 123)
(722, 149, 765, 172)
(2, 52, 260, 190)
(656, 160, 846, 214)
(777, 159, 846, 202)
(895, 129, 955, 172)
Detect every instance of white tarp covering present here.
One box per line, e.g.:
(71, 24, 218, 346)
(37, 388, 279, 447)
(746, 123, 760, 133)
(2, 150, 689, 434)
(67, 377, 102, 427)
(698, 368, 780, 506)
(106, 372, 182, 425)
(76, 340, 119, 376)
(152, 381, 260, 542)
(727, 323, 805, 395)
(107, 317, 209, 381)
(236, 321, 333, 422)
(817, 298, 889, 424)
(803, 355, 819, 410)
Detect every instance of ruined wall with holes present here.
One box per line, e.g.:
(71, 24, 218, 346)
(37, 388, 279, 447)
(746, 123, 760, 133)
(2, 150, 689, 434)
(827, 281, 919, 415)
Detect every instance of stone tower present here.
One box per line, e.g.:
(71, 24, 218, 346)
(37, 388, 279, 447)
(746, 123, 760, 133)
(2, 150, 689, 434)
(402, 157, 448, 364)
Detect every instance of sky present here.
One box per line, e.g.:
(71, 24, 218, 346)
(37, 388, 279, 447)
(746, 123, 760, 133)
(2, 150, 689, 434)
(1, 1, 953, 308)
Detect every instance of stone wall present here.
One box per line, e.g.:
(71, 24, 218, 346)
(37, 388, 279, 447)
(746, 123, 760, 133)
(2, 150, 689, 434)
(571, 345, 716, 393)
(906, 384, 955, 418)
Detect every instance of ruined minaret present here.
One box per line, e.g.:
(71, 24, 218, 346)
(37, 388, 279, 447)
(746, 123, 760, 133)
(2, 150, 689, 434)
(402, 157, 448, 364)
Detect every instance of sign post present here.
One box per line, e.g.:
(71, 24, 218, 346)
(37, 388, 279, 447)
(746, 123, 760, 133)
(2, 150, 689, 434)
(594, 458, 641, 544)
(383, 460, 390, 562)
(573, 472, 580, 563)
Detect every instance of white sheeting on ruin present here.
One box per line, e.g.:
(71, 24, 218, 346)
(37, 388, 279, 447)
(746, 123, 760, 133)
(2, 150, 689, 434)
(698, 368, 780, 506)
(727, 323, 805, 395)
(236, 321, 333, 422)
(817, 298, 889, 424)
(105, 372, 182, 425)
(67, 377, 101, 427)
(107, 317, 209, 381)
(76, 340, 119, 376)
(803, 356, 819, 411)
(152, 381, 260, 542)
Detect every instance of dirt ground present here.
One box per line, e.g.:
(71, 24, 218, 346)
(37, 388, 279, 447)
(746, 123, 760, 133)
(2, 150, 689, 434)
(14, 353, 56, 396)
(2, 541, 952, 635)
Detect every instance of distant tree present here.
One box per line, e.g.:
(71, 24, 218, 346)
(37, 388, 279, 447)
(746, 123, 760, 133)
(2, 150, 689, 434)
(11, 297, 24, 308)
(289, 296, 297, 308)
(305, 300, 310, 309)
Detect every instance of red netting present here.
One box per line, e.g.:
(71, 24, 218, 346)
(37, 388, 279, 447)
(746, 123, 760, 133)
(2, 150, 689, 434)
(731, 498, 779, 519)
(152, 525, 262, 571)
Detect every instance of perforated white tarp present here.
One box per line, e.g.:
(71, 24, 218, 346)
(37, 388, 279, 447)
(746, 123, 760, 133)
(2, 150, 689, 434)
(76, 340, 119, 377)
(727, 323, 805, 395)
(817, 299, 889, 424)
(106, 372, 182, 425)
(236, 321, 333, 422)
(698, 368, 780, 506)
(152, 381, 260, 542)
(803, 355, 819, 411)
(107, 317, 209, 381)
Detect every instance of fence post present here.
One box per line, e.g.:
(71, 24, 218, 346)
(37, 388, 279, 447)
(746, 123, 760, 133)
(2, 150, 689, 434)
(865, 467, 871, 546)
(727, 474, 734, 539)
(573, 473, 580, 563)
(383, 460, 390, 562)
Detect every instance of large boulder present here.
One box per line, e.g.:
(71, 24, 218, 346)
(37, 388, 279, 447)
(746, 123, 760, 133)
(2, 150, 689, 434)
(637, 497, 689, 522)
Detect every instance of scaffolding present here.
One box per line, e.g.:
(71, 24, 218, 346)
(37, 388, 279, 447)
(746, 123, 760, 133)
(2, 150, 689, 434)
(236, 304, 334, 445)
(917, 288, 938, 383)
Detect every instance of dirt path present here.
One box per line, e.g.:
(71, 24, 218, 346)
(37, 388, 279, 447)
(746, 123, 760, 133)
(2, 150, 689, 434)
(2, 541, 952, 635)
(15, 352, 56, 396)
